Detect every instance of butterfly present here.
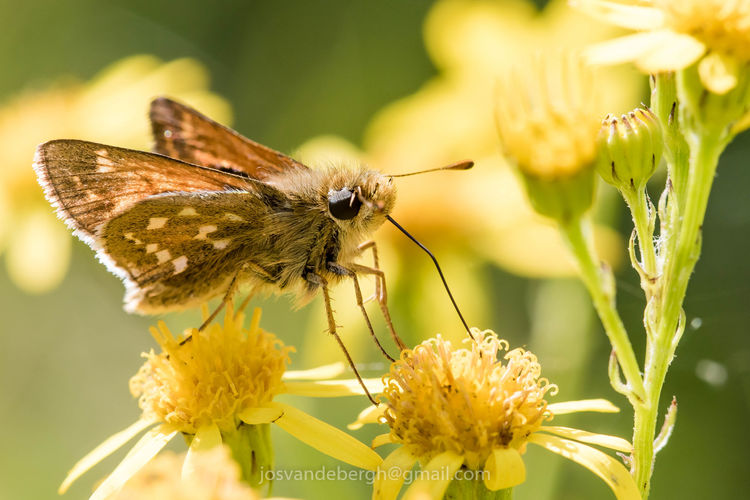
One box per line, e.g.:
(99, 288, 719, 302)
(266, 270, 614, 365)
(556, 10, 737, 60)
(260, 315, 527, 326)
(34, 98, 472, 399)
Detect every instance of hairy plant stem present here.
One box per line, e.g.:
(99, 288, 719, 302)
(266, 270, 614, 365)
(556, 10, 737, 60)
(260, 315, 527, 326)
(630, 129, 723, 498)
(562, 218, 645, 404)
(624, 187, 658, 294)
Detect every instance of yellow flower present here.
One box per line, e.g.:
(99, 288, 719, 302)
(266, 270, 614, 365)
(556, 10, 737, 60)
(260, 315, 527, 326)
(0, 54, 230, 293)
(351, 333, 639, 500)
(573, 0, 750, 94)
(59, 307, 382, 500)
(113, 447, 260, 500)
(497, 54, 600, 225)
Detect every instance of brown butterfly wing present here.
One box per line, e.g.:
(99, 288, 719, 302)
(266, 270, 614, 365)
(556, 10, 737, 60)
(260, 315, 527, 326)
(99, 191, 276, 314)
(150, 97, 308, 180)
(34, 139, 255, 239)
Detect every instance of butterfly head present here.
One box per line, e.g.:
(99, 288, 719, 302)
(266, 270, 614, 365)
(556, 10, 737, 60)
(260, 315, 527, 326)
(325, 168, 396, 233)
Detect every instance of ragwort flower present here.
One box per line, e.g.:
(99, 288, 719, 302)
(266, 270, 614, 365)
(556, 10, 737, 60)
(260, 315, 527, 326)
(112, 447, 260, 500)
(352, 332, 639, 499)
(59, 307, 382, 500)
(573, 0, 750, 94)
(496, 54, 600, 225)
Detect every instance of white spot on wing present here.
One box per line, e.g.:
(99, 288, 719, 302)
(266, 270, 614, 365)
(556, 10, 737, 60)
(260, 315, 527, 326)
(155, 249, 172, 264)
(124, 232, 143, 245)
(224, 213, 244, 222)
(172, 255, 188, 274)
(147, 217, 168, 230)
(193, 225, 218, 240)
(178, 207, 198, 216)
(212, 239, 230, 249)
(145, 243, 158, 253)
(96, 148, 115, 172)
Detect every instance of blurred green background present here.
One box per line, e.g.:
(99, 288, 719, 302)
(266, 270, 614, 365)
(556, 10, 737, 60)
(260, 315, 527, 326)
(1, 1, 748, 499)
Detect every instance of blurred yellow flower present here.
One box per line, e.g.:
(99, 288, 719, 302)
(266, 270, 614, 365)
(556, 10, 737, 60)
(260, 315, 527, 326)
(497, 54, 599, 224)
(0, 54, 231, 294)
(295, 0, 639, 345)
(351, 332, 639, 500)
(59, 307, 383, 500)
(574, 0, 750, 94)
(113, 447, 260, 500)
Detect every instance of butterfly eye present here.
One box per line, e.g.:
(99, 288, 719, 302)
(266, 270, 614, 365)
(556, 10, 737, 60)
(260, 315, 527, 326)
(328, 187, 362, 220)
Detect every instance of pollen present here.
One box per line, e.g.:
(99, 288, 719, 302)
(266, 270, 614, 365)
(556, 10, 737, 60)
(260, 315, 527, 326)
(381, 332, 556, 469)
(147, 217, 168, 230)
(130, 308, 293, 434)
(660, 0, 750, 59)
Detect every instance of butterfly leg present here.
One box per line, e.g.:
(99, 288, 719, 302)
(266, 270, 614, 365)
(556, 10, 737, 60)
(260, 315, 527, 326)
(307, 272, 378, 405)
(356, 241, 383, 304)
(353, 241, 407, 351)
(198, 270, 242, 331)
(327, 262, 396, 362)
(236, 291, 256, 316)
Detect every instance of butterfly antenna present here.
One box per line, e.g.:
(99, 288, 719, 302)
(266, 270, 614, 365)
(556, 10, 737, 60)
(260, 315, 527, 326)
(389, 160, 473, 178)
(386, 215, 472, 338)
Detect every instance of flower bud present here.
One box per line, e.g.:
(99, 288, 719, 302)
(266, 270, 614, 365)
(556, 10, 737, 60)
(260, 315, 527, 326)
(678, 58, 750, 136)
(596, 107, 662, 193)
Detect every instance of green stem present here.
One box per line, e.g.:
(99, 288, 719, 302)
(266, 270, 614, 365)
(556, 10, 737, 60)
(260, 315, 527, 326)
(444, 477, 512, 499)
(624, 188, 658, 289)
(223, 423, 274, 491)
(562, 218, 645, 403)
(631, 130, 724, 498)
(651, 73, 690, 202)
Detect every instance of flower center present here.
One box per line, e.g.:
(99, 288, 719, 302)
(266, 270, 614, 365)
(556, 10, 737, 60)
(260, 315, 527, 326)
(130, 309, 292, 434)
(382, 332, 556, 469)
(659, 0, 750, 59)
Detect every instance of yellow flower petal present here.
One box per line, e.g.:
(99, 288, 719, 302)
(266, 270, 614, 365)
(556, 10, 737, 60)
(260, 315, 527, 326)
(238, 405, 284, 425)
(698, 52, 740, 94)
(547, 398, 620, 415)
(528, 433, 640, 500)
(372, 433, 394, 448)
(283, 378, 384, 397)
(283, 362, 346, 380)
(59, 417, 155, 494)
(483, 447, 526, 491)
(585, 31, 668, 66)
(268, 401, 382, 470)
(90, 424, 178, 500)
(348, 404, 387, 430)
(635, 30, 705, 73)
(402, 451, 464, 500)
(373, 446, 419, 500)
(539, 426, 632, 452)
(182, 423, 222, 479)
(570, 0, 665, 30)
